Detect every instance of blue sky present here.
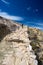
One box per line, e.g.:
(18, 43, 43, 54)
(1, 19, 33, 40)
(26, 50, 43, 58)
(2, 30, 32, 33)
(0, 0, 43, 30)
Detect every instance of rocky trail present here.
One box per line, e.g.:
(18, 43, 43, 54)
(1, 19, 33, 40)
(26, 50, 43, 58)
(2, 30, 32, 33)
(0, 25, 38, 65)
(0, 16, 43, 65)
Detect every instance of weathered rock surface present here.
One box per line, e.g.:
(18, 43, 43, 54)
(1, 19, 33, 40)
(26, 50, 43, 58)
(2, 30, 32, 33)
(28, 27, 43, 65)
(0, 25, 38, 65)
(0, 16, 21, 41)
(0, 16, 43, 65)
(0, 24, 11, 41)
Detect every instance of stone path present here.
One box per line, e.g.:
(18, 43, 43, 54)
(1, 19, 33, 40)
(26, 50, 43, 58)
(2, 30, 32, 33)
(0, 26, 38, 65)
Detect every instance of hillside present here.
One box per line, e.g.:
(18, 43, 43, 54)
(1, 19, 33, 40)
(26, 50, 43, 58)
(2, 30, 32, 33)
(0, 16, 43, 65)
(28, 27, 43, 65)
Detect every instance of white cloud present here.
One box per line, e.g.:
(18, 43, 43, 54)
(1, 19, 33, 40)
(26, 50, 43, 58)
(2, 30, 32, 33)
(36, 23, 43, 26)
(35, 9, 38, 12)
(31, 26, 43, 30)
(0, 11, 24, 21)
(1, 0, 10, 5)
(26, 21, 43, 30)
(33, 9, 38, 13)
(27, 7, 31, 11)
(0, 9, 2, 12)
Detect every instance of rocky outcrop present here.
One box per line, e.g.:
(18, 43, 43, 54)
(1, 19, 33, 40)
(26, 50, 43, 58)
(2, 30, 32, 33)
(0, 16, 21, 41)
(0, 25, 38, 65)
(0, 16, 21, 31)
(0, 24, 11, 41)
(27, 27, 43, 65)
(0, 16, 43, 65)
